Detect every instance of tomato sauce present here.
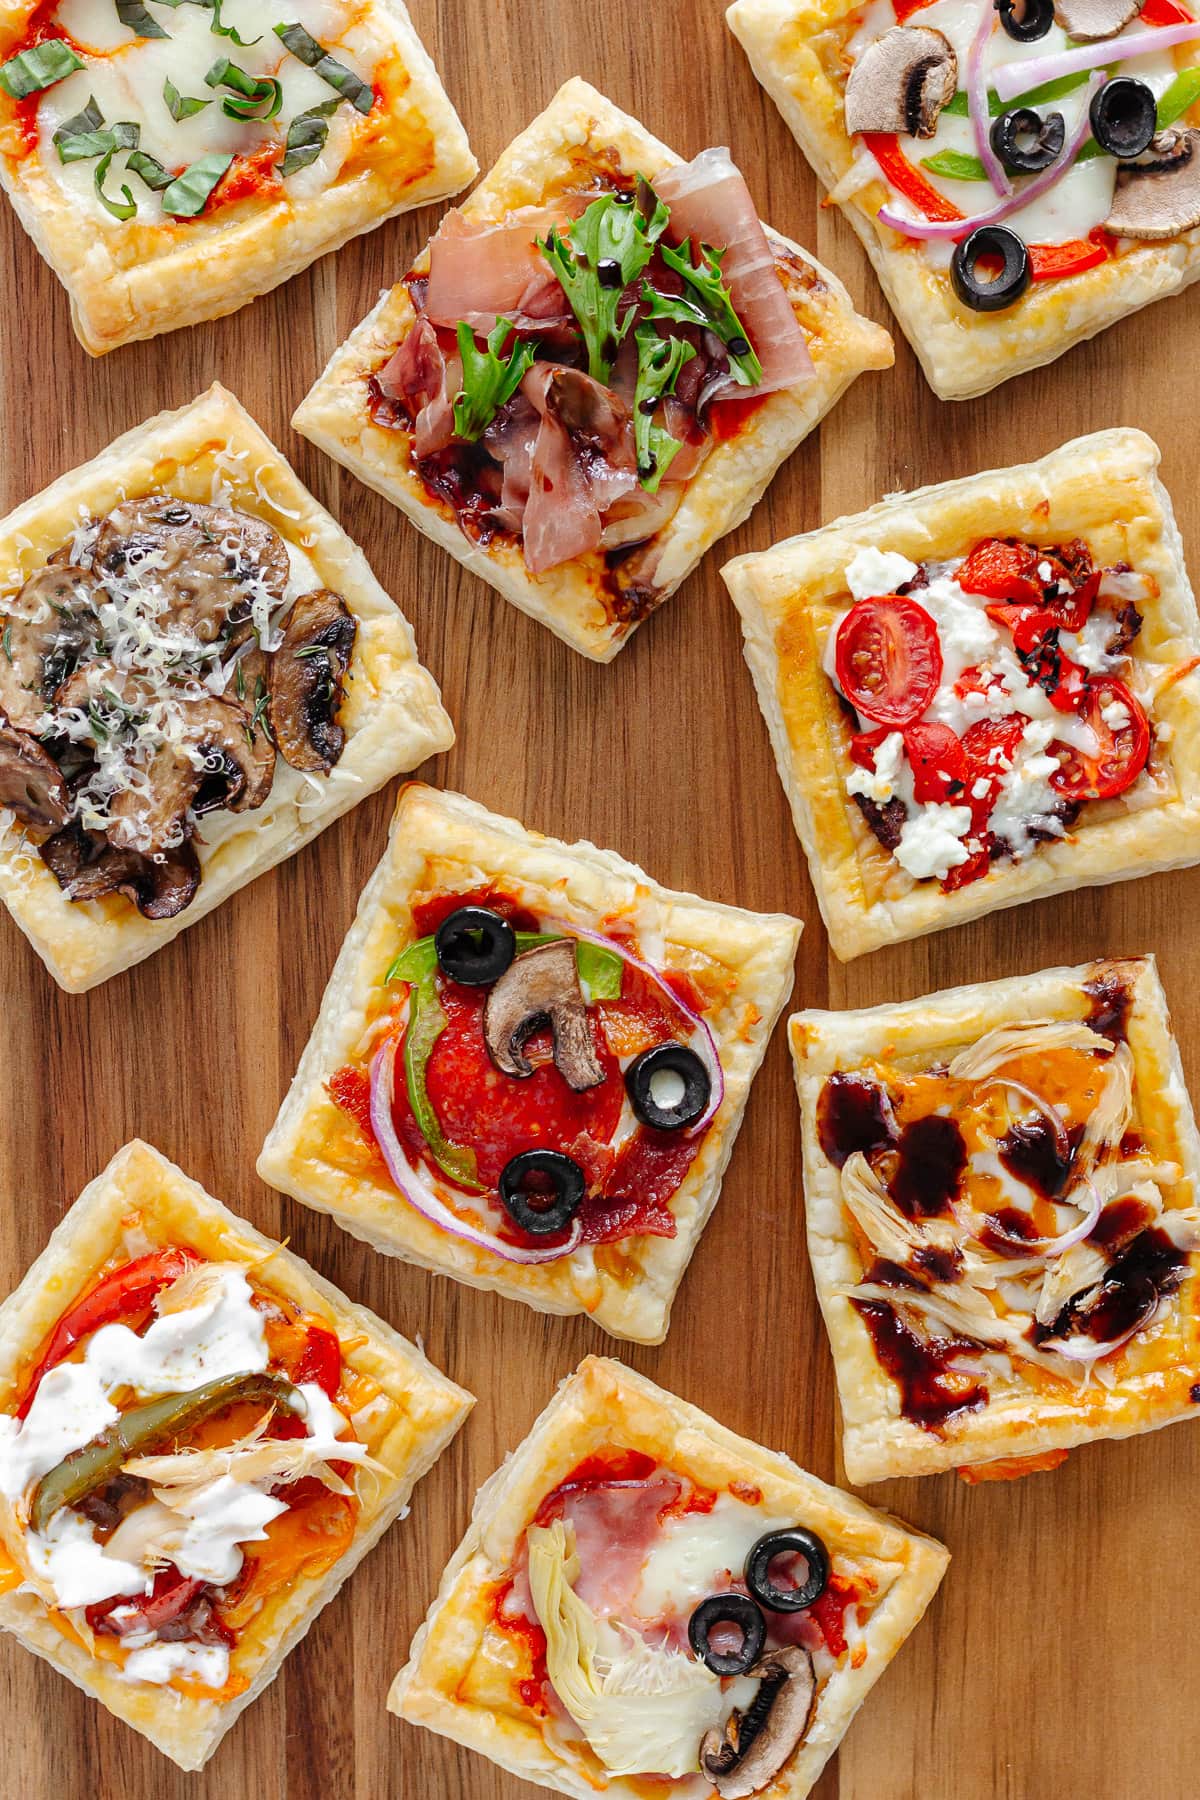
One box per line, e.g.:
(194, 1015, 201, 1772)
(210, 142, 283, 211)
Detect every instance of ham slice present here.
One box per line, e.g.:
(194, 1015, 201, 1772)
(483, 398, 540, 534)
(653, 147, 813, 395)
(376, 317, 460, 457)
(424, 207, 573, 335)
(520, 366, 639, 574)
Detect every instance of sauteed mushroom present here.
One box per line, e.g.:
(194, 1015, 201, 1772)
(1104, 128, 1200, 238)
(0, 716, 68, 831)
(0, 564, 101, 730)
(41, 823, 201, 920)
(92, 497, 290, 645)
(698, 1646, 817, 1799)
(844, 27, 957, 139)
(484, 940, 605, 1091)
(1054, 0, 1143, 38)
(268, 588, 356, 772)
(106, 695, 274, 854)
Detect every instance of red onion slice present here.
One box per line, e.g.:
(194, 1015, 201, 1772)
(878, 74, 1105, 242)
(969, 0, 1011, 199)
(368, 1040, 584, 1265)
(981, 1176, 1102, 1257)
(993, 22, 1200, 103)
(1040, 1278, 1159, 1362)
(980, 1075, 1071, 1163)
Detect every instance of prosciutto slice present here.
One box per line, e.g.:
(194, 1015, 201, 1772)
(521, 366, 639, 575)
(654, 147, 813, 396)
(375, 317, 461, 458)
(423, 207, 574, 335)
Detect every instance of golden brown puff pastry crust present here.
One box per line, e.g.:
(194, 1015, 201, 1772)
(790, 955, 1200, 1483)
(723, 428, 1200, 960)
(257, 783, 802, 1345)
(0, 1138, 473, 1771)
(0, 383, 454, 992)
(292, 75, 893, 662)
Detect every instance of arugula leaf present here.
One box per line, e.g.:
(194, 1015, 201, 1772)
(160, 150, 232, 216)
(920, 147, 987, 181)
(452, 319, 536, 442)
(205, 57, 281, 120)
(281, 98, 342, 175)
(641, 240, 762, 387)
(163, 75, 210, 120)
(538, 183, 669, 384)
(0, 40, 84, 99)
(274, 22, 373, 113)
(115, 1, 169, 38)
(632, 325, 696, 492)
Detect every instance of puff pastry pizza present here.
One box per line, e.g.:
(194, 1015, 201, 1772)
(723, 428, 1200, 960)
(728, 0, 1200, 399)
(291, 75, 893, 662)
(392, 1355, 948, 1800)
(257, 783, 801, 1345)
(0, 382, 454, 993)
(0, 1138, 473, 1771)
(791, 955, 1200, 1484)
(0, 0, 475, 355)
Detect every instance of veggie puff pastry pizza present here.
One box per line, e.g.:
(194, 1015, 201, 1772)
(0, 384, 453, 993)
(258, 784, 802, 1345)
(0, 0, 475, 355)
(292, 76, 893, 662)
(791, 956, 1200, 1484)
(0, 1139, 473, 1771)
(392, 1356, 948, 1800)
(729, 0, 1200, 398)
(723, 428, 1200, 959)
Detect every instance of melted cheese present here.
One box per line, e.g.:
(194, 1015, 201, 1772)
(121, 1638, 230, 1689)
(631, 1495, 795, 1625)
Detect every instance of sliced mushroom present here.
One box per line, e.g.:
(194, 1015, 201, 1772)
(1053, 0, 1143, 38)
(92, 496, 290, 646)
(844, 27, 958, 140)
(40, 822, 201, 920)
(483, 940, 605, 1092)
(107, 695, 274, 854)
(698, 1646, 817, 1800)
(0, 565, 101, 730)
(1104, 128, 1200, 238)
(0, 715, 68, 831)
(267, 589, 357, 773)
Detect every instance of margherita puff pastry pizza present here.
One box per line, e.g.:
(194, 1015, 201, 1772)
(791, 956, 1200, 1484)
(257, 783, 801, 1345)
(723, 428, 1200, 960)
(0, 1138, 473, 1771)
(729, 0, 1200, 399)
(392, 1356, 949, 1800)
(0, 0, 475, 355)
(0, 382, 454, 993)
(292, 76, 893, 662)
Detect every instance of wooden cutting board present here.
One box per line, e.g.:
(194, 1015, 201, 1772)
(2, 2, 1197, 1797)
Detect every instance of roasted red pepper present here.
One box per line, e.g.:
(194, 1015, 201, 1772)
(1029, 235, 1111, 282)
(86, 1565, 207, 1639)
(294, 1323, 342, 1399)
(860, 134, 964, 223)
(957, 538, 1046, 605)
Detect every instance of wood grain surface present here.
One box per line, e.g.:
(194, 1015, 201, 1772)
(2, 2, 1198, 1797)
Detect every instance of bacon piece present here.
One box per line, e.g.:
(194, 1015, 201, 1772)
(654, 147, 813, 395)
(556, 1476, 683, 1616)
(521, 365, 639, 573)
(423, 207, 573, 335)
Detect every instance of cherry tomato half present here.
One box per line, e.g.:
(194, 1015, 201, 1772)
(960, 716, 1026, 823)
(835, 598, 942, 728)
(957, 539, 1045, 605)
(1050, 678, 1150, 801)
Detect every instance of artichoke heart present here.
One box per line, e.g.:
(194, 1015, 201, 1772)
(527, 1519, 725, 1778)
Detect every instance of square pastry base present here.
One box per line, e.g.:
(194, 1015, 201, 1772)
(293, 75, 892, 662)
(0, 1138, 473, 1770)
(0, 383, 454, 992)
(723, 429, 1200, 960)
(258, 783, 801, 1344)
(727, 0, 1200, 399)
(791, 956, 1200, 1483)
(391, 1355, 949, 1800)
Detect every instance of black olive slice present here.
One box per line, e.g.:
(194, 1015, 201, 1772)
(434, 906, 517, 986)
(990, 106, 1065, 175)
(950, 225, 1031, 313)
(498, 1150, 586, 1236)
(688, 1593, 767, 1677)
(625, 1043, 712, 1131)
(997, 0, 1054, 39)
(1090, 77, 1157, 160)
(744, 1528, 830, 1614)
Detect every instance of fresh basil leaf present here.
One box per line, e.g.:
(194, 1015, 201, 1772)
(281, 97, 342, 175)
(160, 150, 232, 216)
(163, 75, 209, 120)
(920, 147, 987, 180)
(94, 144, 137, 220)
(56, 117, 139, 166)
(539, 183, 669, 384)
(205, 57, 281, 118)
(1157, 66, 1200, 129)
(53, 96, 104, 143)
(156, 0, 260, 46)
(575, 941, 624, 1002)
(274, 22, 373, 113)
(0, 40, 85, 99)
(632, 325, 696, 493)
(128, 148, 173, 189)
(642, 240, 762, 387)
(452, 318, 536, 442)
(115, 0, 169, 37)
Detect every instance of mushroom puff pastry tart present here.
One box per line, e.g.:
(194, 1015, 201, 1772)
(791, 955, 1200, 1485)
(728, 0, 1200, 399)
(0, 1138, 473, 1771)
(0, 0, 475, 355)
(392, 1355, 949, 1800)
(257, 783, 802, 1345)
(291, 76, 893, 663)
(723, 428, 1200, 961)
(0, 383, 454, 993)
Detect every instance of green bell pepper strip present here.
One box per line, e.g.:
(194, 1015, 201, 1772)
(29, 1371, 303, 1534)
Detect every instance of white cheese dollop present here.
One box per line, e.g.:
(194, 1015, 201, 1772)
(121, 1638, 231, 1691)
(844, 546, 919, 601)
(25, 1508, 147, 1611)
(846, 730, 910, 806)
(894, 804, 974, 881)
